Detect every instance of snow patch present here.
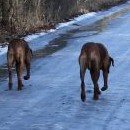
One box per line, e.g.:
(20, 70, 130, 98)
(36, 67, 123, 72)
(0, 47, 8, 55)
(24, 32, 46, 41)
(0, 1, 130, 65)
(56, 12, 96, 29)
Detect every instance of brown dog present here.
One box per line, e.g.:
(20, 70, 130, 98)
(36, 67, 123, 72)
(79, 42, 114, 102)
(7, 39, 32, 90)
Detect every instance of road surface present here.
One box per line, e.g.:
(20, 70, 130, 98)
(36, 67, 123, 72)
(0, 3, 130, 130)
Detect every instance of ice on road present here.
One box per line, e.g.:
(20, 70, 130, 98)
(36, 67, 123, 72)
(0, 2, 130, 130)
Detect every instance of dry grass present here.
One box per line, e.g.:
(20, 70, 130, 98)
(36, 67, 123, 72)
(0, 0, 128, 42)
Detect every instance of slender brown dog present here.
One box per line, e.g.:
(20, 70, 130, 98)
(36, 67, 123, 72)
(79, 42, 114, 101)
(7, 39, 32, 90)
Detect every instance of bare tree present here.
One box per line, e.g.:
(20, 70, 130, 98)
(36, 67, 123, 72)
(0, 0, 127, 42)
(1, 0, 10, 27)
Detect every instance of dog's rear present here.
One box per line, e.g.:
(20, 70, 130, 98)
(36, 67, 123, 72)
(79, 42, 114, 101)
(79, 43, 100, 71)
(8, 39, 26, 65)
(7, 39, 32, 90)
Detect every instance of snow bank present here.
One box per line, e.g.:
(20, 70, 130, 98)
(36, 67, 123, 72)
(0, 1, 130, 65)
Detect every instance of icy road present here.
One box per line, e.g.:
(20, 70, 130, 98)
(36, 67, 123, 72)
(1, 3, 130, 130)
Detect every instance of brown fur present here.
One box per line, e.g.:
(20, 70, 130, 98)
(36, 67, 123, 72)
(79, 42, 114, 102)
(7, 39, 32, 91)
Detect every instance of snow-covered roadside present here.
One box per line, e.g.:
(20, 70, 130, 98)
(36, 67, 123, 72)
(0, 1, 130, 66)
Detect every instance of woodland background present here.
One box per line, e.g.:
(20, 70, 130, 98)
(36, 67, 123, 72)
(0, 0, 127, 42)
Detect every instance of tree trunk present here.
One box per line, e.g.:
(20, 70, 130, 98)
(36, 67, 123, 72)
(1, 0, 10, 27)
